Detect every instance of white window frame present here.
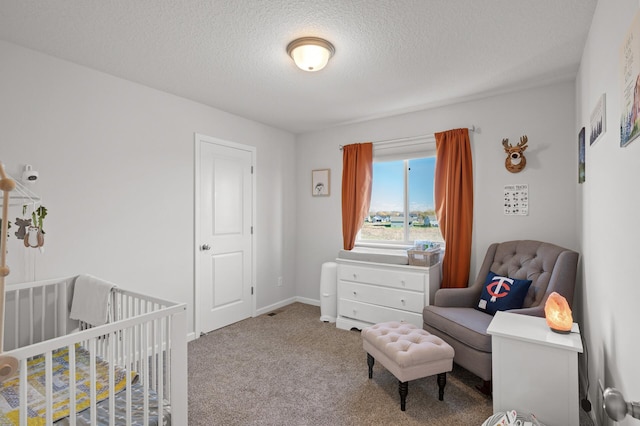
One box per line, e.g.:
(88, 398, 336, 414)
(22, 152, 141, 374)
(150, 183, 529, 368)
(356, 138, 438, 248)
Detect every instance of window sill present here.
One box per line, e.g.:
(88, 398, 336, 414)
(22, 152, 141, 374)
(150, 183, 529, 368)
(355, 241, 446, 252)
(354, 242, 414, 250)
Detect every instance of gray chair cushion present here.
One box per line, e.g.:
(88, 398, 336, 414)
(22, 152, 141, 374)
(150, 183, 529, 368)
(422, 306, 493, 353)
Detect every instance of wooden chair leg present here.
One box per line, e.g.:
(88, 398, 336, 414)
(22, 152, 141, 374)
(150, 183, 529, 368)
(367, 353, 374, 379)
(437, 372, 446, 401)
(399, 381, 408, 411)
(476, 379, 492, 396)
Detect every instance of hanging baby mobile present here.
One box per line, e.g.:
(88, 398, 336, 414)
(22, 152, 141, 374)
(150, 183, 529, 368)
(0, 164, 48, 249)
(22, 205, 47, 248)
(502, 135, 529, 173)
(1, 205, 47, 248)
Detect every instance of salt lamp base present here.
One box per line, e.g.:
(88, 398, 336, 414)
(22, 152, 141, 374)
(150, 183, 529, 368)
(550, 327, 571, 334)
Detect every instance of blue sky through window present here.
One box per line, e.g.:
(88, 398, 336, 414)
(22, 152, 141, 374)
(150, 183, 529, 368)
(370, 157, 436, 213)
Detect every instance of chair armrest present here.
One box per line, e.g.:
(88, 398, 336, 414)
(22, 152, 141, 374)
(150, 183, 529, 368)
(506, 305, 545, 317)
(434, 286, 482, 308)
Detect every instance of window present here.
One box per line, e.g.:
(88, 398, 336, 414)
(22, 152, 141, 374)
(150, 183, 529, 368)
(358, 155, 444, 245)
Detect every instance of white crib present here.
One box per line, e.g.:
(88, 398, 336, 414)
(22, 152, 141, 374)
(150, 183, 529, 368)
(0, 275, 187, 425)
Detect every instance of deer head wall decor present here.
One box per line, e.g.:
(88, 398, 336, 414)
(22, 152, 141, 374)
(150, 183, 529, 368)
(502, 135, 528, 173)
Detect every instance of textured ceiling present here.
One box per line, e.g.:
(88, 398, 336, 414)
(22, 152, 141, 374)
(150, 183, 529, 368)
(0, 0, 597, 134)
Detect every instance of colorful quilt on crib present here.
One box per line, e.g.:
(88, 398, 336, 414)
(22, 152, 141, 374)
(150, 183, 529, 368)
(0, 345, 137, 425)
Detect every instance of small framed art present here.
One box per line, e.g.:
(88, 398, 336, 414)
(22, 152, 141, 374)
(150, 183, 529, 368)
(312, 169, 330, 196)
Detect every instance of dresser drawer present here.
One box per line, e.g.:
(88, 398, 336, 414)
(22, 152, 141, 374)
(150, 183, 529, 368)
(337, 264, 425, 291)
(338, 298, 423, 327)
(338, 281, 424, 313)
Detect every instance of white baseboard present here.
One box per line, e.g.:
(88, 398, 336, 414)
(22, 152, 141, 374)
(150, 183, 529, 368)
(295, 296, 320, 306)
(255, 297, 296, 316)
(255, 296, 320, 316)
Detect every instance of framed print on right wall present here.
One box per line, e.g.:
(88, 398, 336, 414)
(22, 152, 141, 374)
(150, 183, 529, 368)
(620, 10, 640, 147)
(578, 127, 585, 184)
(590, 93, 606, 145)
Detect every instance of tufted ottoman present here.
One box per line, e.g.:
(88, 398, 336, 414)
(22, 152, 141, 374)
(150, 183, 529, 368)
(362, 321, 455, 411)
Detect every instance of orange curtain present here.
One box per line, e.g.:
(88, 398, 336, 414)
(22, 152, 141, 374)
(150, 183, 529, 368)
(434, 128, 473, 288)
(341, 143, 373, 250)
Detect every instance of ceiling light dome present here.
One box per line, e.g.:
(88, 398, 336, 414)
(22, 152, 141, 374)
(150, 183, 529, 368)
(287, 37, 335, 72)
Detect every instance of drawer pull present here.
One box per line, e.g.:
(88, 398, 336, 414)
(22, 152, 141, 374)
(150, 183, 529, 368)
(400, 298, 406, 304)
(400, 280, 406, 286)
(353, 291, 357, 296)
(353, 273, 357, 279)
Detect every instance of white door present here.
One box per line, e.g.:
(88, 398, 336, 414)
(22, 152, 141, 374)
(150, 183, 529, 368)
(196, 134, 254, 334)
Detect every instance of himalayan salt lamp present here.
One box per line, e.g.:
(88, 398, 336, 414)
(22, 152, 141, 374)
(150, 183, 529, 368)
(544, 292, 573, 333)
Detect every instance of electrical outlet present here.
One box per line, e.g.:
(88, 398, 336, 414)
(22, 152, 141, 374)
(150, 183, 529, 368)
(277, 276, 283, 287)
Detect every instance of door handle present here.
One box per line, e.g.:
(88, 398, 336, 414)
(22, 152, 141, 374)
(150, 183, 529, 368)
(201, 244, 211, 251)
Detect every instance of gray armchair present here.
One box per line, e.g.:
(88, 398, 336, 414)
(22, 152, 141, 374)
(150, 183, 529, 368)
(422, 240, 579, 389)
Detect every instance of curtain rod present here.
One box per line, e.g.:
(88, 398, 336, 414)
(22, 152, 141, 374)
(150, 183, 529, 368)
(338, 125, 477, 150)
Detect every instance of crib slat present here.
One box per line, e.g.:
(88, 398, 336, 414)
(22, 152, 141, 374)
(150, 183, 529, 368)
(157, 317, 164, 417)
(126, 325, 132, 426)
(134, 299, 139, 374)
(90, 339, 97, 426)
(109, 330, 116, 426)
(54, 284, 60, 337)
(28, 288, 33, 346)
(40, 286, 45, 343)
(143, 320, 149, 425)
(45, 350, 53, 425)
(166, 314, 172, 398)
(14, 289, 19, 350)
(69, 343, 77, 426)
(151, 314, 157, 391)
(19, 357, 27, 426)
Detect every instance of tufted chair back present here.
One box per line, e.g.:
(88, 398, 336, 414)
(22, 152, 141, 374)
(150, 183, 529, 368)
(472, 240, 579, 311)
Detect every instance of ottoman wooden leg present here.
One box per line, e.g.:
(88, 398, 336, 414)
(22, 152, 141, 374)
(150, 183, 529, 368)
(399, 381, 408, 411)
(367, 353, 375, 379)
(437, 372, 446, 401)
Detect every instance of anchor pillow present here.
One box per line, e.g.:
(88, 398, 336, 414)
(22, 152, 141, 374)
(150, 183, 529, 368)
(476, 271, 532, 316)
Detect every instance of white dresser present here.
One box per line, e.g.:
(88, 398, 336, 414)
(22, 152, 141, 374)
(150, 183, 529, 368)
(335, 259, 440, 331)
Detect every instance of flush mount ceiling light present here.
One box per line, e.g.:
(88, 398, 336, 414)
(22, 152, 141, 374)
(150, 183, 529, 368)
(286, 37, 335, 72)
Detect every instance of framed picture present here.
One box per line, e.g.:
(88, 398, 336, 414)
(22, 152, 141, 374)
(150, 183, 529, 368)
(312, 169, 330, 196)
(590, 93, 606, 145)
(620, 11, 640, 147)
(578, 127, 585, 184)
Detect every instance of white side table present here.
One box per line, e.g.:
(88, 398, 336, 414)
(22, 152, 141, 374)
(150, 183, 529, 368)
(487, 311, 583, 426)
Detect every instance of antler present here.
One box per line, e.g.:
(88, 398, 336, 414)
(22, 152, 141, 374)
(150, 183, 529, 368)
(502, 138, 510, 149)
(518, 135, 528, 148)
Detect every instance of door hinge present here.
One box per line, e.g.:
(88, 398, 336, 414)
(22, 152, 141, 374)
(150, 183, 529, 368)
(251, 226, 253, 235)
(251, 166, 254, 174)
(251, 286, 254, 295)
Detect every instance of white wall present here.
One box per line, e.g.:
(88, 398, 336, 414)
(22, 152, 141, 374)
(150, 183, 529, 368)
(577, 2, 640, 425)
(0, 40, 297, 336)
(295, 81, 578, 302)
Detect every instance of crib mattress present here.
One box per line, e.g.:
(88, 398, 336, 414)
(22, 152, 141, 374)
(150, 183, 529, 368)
(338, 247, 409, 265)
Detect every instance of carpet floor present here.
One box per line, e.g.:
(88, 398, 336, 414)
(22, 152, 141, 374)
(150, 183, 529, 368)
(188, 302, 495, 425)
